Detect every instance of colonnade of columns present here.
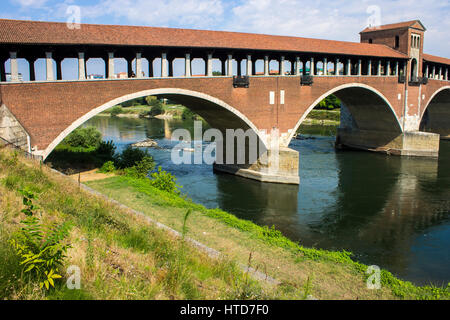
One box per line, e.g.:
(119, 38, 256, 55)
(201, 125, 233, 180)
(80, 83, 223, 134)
(2, 49, 449, 82)
(423, 63, 450, 81)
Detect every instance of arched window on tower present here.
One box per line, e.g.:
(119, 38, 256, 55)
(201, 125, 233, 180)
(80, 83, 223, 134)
(395, 36, 399, 49)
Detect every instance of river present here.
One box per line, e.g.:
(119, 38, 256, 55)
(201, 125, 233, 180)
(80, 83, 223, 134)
(84, 115, 450, 286)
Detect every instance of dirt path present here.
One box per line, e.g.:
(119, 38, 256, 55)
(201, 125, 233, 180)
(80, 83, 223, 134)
(69, 169, 114, 182)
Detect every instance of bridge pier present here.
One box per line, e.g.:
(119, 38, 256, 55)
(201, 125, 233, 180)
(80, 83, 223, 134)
(336, 129, 440, 157)
(213, 147, 300, 185)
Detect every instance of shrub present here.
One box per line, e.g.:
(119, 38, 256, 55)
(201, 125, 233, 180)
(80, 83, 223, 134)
(182, 108, 196, 120)
(98, 161, 115, 173)
(63, 126, 102, 149)
(9, 188, 71, 290)
(110, 106, 123, 117)
(123, 156, 155, 179)
(150, 166, 181, 194)
(115, 146, 150, 169)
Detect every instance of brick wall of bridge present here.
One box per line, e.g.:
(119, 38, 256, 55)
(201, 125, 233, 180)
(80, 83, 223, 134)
(0, 76, 440, 153)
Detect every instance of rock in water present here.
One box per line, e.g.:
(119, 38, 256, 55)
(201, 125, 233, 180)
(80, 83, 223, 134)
(131, 139, 158, 148)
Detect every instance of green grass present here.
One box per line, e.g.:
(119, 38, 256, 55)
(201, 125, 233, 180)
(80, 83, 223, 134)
(0, 147, 281, 300)
(86, 174, 450, 300)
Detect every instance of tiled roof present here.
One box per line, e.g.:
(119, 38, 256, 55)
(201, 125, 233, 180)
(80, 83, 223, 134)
(0, 19, 408, 59)
(423, 53, 450, 66)
(360, 20, 426, 33)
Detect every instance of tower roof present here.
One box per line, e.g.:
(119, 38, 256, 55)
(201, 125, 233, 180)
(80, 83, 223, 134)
(361, 20, 426, 33)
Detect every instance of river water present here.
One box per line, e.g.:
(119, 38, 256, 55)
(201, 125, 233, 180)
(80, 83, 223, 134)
(84, 115, 450, 286)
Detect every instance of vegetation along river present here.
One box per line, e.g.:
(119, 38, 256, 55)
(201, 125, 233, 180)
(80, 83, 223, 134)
(84, 115, 450, 287)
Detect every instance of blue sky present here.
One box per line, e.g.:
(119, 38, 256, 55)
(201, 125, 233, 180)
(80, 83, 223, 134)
(2, 0, 449, 80)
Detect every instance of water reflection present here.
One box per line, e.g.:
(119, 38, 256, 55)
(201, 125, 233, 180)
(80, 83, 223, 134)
(83, 115, 450, 286)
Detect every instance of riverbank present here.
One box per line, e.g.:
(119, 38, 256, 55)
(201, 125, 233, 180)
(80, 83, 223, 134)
(83, 174, 448, 299)
(3, 146, 447, 299)
(101, 104, 341, 125)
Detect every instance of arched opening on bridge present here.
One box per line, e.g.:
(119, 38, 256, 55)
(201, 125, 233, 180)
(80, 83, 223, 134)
(419, 87, 450, 139)
(410, 58, 418, 80)
(153, 58, 162, 77)
(43, 88, 269, 167)
(86, 58, 105, 79)
(61, 58, 78, 80)
(287, 84, 402, 150)
(114, 58, 128, 78)
(270, 60, 280, 75)
(191, 58, 206, 76)
(172, 58, 185, 77)
(316, 61, 324, 76)
(254, 59, 263, 75)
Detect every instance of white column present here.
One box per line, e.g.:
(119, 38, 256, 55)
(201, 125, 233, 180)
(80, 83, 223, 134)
(432, 66, 436, 79)
(358, 59, 362, 76)
(446, 68, 448, 81)
(377, 60, 382, 76)
(280, 56, 285, 75)
(439, 67, 443, 80)
(323, 58, 327, 75)
(310, 57, 314, 75)
(368, 60, 372, 76)
(108, 52, 115, 79)
(136, 53, 143, 78)
(9, 52, 19, 82)
(78, 52, 85, 80)
(386, 61, 391, 76)
(45, 52, 54, 81)
(227, 54, 233, 76)
(185, 53, 191, 77)
(295, 57, 300, 76)
(347, 59, 351, 75)
(335, 58, 339, 75)
(395, 61, 399, 76)
(161, 52, 168, 78)
(246, 54, 252, 76)
(264, 56, 269, 76)
(207, 53, 213, 77)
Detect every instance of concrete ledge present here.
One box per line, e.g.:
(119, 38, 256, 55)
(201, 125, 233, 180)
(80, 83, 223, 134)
(336, 129, 440, 158)
(213, 163, 300, 185)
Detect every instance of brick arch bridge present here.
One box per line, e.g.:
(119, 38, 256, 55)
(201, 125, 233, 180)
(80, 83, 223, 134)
(0, 19, 449, 184)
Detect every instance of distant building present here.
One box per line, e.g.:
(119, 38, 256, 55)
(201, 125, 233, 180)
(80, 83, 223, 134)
(5, 73, 23, 81)
(87, 74, 104, 79)
(115, 72, 127, 79)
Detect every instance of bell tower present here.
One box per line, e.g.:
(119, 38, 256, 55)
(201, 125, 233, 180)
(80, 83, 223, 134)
(360, 20, 426, 81)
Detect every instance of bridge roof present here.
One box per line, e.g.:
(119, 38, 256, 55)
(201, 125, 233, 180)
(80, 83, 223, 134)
(423, 53, 450, 66)
(0, 19, 408, 59)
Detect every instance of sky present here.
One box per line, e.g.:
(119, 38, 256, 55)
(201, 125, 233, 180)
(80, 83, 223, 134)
(2, 0, 449, 80)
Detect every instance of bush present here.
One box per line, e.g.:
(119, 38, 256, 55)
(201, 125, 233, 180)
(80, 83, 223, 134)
(182, 108, 196, 120)
(98, 161, 115, 173)
(115, 146, 151, 169)
(63, 126, 102, 149)
(123, 156, 155, 179)
(110, 106, 123, 117)
(150, 166, 181, 194)
(9, 188, 71, 290)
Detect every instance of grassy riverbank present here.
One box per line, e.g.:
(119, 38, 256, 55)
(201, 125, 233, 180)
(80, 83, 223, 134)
(1, 146, 448, 300)
(85, 176, 448, 300)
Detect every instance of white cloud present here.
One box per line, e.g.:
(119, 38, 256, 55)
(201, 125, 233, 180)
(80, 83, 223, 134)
(73, 0, 224, 29)
(11, 0, 48, 8)
(220, 0, 449, 58)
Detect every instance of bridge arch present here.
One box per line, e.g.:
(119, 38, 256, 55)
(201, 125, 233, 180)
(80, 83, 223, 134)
(420, 86, 450, 139)
(42, 88, 268, 160)
(286, 83, 403, 145)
